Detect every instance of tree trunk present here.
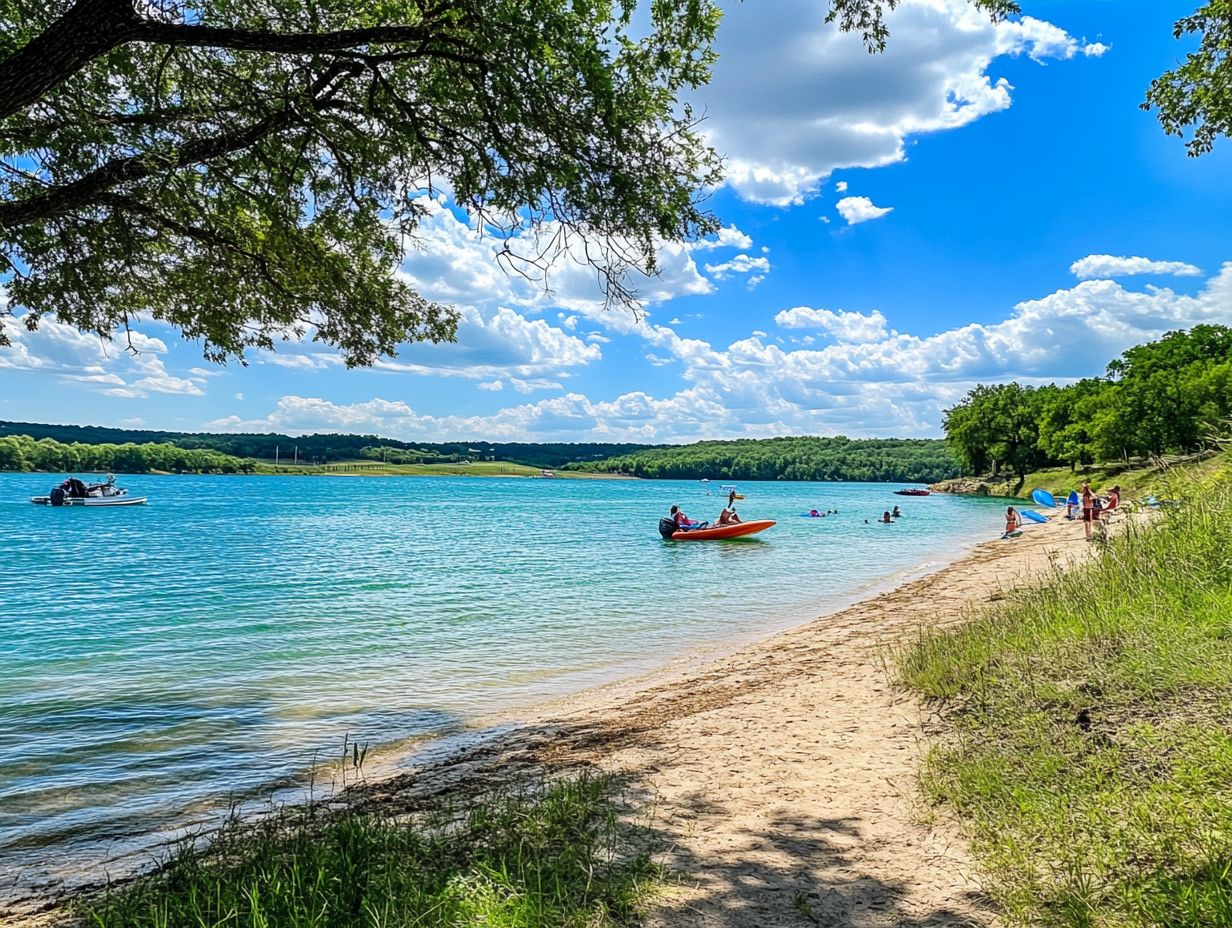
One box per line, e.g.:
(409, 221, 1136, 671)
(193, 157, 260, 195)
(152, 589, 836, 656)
(0, 0, 141, 121)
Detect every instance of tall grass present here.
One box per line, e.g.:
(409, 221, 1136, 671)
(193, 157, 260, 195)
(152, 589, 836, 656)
(81, 774, 660, 928)
(899, 459, 1232, 927)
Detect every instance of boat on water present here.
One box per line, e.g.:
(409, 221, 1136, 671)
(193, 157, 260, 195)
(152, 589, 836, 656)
(893, 488, 931, 497)
(658, 518, 775, 541)
(31, 476, 147, 507)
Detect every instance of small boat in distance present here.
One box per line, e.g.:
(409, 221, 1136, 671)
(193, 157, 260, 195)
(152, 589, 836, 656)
(31, 476, 148, 507)
(893, 488, 931, 497)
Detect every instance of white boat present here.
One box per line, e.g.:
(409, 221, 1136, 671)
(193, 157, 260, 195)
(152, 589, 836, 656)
(31, 476, 147, 507)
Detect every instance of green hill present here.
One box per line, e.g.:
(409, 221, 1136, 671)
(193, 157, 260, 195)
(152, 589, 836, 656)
(568, 436, 959, 483)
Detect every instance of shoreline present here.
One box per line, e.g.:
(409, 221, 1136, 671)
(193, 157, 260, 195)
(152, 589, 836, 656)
(3, 512, 1106, 926)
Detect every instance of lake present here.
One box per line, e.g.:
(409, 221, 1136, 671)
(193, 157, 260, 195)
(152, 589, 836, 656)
(0, 472, 1008, 896)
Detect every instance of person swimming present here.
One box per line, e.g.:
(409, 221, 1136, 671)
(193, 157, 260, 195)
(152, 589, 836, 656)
(891, 505, 901, 518)
(881, 511, 893, 524)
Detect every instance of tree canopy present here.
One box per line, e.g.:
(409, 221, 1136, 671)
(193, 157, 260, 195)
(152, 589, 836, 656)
(943, 326, 1232, 480)
(0, 0, 723, 364)
(0, 1, 1225, 366)
(569, 436, 960, 483)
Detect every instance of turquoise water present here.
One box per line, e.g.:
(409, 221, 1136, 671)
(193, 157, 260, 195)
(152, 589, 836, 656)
(0, 473, 1007, 894)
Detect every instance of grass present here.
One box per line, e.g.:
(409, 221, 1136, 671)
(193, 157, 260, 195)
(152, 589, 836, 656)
(961, 452, 1228, 503)
(898, 455, 1232, 926)
(80, 774, 661, 928)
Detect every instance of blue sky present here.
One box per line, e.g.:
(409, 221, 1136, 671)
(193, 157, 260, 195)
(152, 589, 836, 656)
(2, 0, 1229, 442)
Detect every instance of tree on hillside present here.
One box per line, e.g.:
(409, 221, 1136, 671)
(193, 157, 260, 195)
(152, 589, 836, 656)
(943, 383, 1047, 492)
(1037, 378, 1108, 471)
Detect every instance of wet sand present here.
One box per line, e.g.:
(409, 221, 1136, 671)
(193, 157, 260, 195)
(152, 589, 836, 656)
(8, 514, 1109, 927)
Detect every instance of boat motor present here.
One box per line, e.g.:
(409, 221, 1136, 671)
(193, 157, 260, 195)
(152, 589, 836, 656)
(49, 486, 66, 507)
(658, 518, 679, 539)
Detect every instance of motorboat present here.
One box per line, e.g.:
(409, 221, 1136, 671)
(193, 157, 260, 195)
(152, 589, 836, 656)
(658, 517, 775, 540)
(893, 488, 931, 497)
(31, 476, 147, 507)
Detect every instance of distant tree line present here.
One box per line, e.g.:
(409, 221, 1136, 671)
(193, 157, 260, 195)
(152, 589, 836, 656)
(0, 434, 254, 474)
(944, 326, 1232, 487)
(0, 424, 656, 470)
(569, 436, 960, 483)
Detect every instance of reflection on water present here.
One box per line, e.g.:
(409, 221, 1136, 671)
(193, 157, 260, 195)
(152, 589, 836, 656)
(0, 473, 1007, 893)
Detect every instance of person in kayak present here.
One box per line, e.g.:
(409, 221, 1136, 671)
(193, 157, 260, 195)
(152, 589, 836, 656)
(670, 504, 705, 531)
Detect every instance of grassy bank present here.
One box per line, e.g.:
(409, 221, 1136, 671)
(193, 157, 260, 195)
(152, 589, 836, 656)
(935, 452, 1226, 502)
(81, 774, 660, 928)
(899, 456, 1232, 926)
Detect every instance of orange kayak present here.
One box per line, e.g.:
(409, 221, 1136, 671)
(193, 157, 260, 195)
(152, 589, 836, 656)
(671, 519, 776, 541)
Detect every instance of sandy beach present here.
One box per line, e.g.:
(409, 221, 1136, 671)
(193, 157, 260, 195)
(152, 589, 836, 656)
(7, 513, 1106, 927)
(345, 515, 1104, 927)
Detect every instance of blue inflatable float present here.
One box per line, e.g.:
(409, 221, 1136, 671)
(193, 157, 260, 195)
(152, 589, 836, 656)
(1031, 488, 1056, 508)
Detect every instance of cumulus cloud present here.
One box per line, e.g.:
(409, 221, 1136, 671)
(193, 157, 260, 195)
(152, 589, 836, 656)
(400, 197, 713, 316)
(704, 254, 772, 280)
(774, 307, 890, 342)
(700, 0, 1105, 205)
(1070, 255, 1204, 279)
(221, 260, 1232, 442)
(259, 305, 600, 382)
(0, 316, 203, 397)
(836, 196, 894, 225)
(685, 224, 755, 251)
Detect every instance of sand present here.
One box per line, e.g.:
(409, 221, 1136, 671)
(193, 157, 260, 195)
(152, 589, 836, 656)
(350, 514, 1103, 927)
(6, 514, 1108, 927)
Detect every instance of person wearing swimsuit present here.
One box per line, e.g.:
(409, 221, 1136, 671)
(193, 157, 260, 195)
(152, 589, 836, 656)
(1081, 482, 1094, 540)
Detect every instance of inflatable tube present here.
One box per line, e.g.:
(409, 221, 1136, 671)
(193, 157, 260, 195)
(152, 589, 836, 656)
(1020, 509, 1048, 524)
(672, 519, 776, 541)
(1031, 489, 1056, 508)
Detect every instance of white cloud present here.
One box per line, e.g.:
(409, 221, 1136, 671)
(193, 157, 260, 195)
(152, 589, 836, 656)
(399, 197, 713, 317)
(835, 181, 848, 193)
(775, 307, 890, 342)
(704, 254, 772, 280)
(700, 0, 1105, 205)
(685, 224, 755, 251)
(836, 196, 894, 225)
(1070, 255, 1204, 279)
(0, 316, 203, 397)
(509, 377, 563, 394)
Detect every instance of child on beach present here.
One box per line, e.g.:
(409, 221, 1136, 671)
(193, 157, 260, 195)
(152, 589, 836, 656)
(1003, 506, 1021, 538)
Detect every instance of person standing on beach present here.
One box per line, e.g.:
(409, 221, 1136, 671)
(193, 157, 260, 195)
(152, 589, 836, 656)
(1003, 506, 1021, 538)
(1081, 481, 1095, 540)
